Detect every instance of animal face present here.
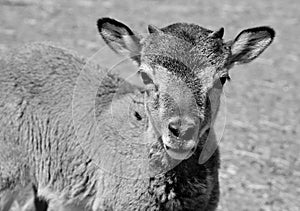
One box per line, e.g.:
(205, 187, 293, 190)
(97, 17, 275, 160)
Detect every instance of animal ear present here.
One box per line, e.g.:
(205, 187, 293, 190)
(228, 26, 275, 64)
(97, 17, 142, 65)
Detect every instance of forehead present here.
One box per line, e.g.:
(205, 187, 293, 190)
(141, 23, 230, 75)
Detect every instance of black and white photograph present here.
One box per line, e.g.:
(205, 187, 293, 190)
(0, 0, 299, 210)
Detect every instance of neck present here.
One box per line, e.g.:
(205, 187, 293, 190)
(145, 127, 220, 209)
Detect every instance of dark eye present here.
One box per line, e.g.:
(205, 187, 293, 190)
(140, 72, 153, 85)
(134, 111, 142, 121)
(219, 76, 227, 85)
(219, 75, 230, 85)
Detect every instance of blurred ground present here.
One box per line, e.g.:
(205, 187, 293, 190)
(0, 0, 299, 210)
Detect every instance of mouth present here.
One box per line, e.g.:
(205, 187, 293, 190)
(163, 141, 196, 160)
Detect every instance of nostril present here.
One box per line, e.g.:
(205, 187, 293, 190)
(168, 124, 180, 137)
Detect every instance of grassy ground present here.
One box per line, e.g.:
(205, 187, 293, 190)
(1, 0, 299, 210)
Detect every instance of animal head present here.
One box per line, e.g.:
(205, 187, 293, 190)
(97, 17, 275, 160)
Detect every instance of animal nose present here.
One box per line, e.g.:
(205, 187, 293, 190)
(168, 122, 180, 137)
(168, 119, 196, 139)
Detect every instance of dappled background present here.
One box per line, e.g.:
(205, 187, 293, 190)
(1, 0, 299, 210)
